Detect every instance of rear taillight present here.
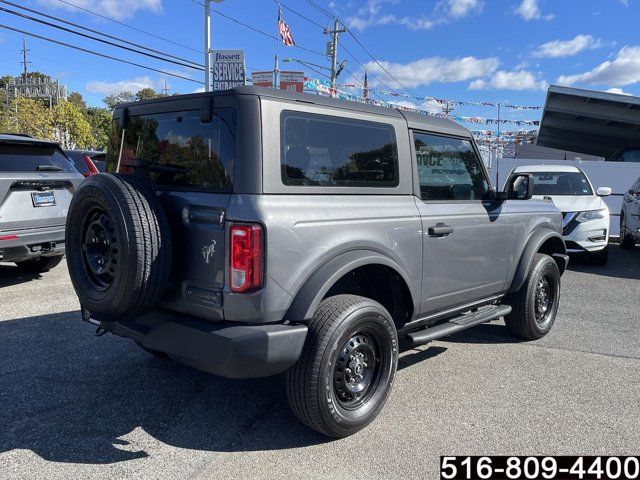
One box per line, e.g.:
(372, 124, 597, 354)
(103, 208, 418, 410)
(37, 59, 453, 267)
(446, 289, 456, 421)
(229, 224, 263, 293)
(82, 155, 99, 177)
(0, 235, 19, 241)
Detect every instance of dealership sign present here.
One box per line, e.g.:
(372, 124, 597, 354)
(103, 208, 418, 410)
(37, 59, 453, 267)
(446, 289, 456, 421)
(251, 71, 274, 88)
(213, 50, 246, 91)
(280, 71, 304, 93)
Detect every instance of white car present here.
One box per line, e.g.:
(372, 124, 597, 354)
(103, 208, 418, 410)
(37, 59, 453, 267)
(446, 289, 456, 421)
(511, 165, 611, 265)
(620, 176, 640, 250)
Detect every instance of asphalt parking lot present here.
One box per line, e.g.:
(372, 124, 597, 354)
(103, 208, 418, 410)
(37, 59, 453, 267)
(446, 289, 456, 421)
(1, 246, 639, 480)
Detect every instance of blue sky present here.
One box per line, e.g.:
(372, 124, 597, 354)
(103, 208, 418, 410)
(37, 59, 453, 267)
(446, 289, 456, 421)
(0, 0, 638, 126)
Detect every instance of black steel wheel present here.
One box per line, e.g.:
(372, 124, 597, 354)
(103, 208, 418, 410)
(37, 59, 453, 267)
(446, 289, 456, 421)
(285, 295, 398, 438)
(80, 207, 119, 290)
(504, 253, 560, 340)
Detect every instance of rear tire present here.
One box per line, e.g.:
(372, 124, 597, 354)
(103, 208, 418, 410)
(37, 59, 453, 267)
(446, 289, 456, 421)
(504, 253, 560, 340)
(589, 245, 609, 266)
(285, 295, 398, 438)
(620, 216, 636, 250)
(16, 255, 64, 273)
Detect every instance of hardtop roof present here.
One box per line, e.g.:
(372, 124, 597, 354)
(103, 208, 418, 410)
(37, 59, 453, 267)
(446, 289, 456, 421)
(0, 133, 60, 146)
(115, 86, 471, 138)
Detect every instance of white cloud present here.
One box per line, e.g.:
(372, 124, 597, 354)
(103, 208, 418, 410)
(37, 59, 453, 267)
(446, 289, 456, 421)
(364, 56, 499, 88)
(445, 0, 483, 18)
(85, 76, 157, 96)
(469, 70, 548, 91)
(557, 46, 640, 87)
(38, 0, 162, 20)
(533, 35, 604, 58)
(605, 87, 631, 95)
(346, 0, 482, 31)
(515, 0, 554, 21)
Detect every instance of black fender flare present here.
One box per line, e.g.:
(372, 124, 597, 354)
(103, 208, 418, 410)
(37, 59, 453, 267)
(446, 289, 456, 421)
(509, 229, 568, 293)
(284, 250, 417, 322)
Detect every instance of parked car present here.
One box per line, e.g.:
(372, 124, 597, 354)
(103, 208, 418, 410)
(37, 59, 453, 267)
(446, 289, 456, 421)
(510, 165, 611, 265)
(620, 176, 640, 250)
(64, 150, 106, 177)
(65, 87, 568, 438)
(0, 134, 84, 272)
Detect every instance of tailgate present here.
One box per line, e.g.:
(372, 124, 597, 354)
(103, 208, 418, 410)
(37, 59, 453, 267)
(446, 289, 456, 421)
(158, 190, 231, 320)
(0, 173, 84, 232)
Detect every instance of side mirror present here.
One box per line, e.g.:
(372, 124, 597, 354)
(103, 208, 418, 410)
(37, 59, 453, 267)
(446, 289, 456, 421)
(597, 187, 612, 197)
(504, 173, 534, 200)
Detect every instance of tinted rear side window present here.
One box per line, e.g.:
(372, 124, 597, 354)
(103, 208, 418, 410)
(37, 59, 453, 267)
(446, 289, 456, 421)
(0, 144, 76, 172)
(280, 111, 398, 187)
(108, 108, 236, 192)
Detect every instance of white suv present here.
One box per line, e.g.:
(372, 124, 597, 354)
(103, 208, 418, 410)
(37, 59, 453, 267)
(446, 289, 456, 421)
(512, 165, 611, 265)
(620, 176, 640, 250)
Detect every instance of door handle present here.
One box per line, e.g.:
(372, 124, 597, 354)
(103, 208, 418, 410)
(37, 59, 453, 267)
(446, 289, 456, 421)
(428, 223, 454, 237)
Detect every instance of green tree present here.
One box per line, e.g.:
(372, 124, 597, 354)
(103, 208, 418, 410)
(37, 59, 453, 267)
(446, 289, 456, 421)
(11, 97, 53, 139)
(87, 107, 112, 149)
(103, 91, 135, 110)
(135, 87, 160, 102)
(68, 91, 88, 116)
(52, 100, 93, 149)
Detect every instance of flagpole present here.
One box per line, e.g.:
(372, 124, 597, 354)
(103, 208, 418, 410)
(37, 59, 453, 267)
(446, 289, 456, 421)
(274, 1, 281, 88)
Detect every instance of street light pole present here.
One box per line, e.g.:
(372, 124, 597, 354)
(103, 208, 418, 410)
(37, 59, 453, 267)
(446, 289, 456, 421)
(204, 0, 212, 92)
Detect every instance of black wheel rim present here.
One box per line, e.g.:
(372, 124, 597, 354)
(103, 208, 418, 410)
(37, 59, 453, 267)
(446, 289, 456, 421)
(334, 333, 380, 409)
(80, 207, 119, 290)
(534, 275, 554, 327)
(620, 219, 627, 242)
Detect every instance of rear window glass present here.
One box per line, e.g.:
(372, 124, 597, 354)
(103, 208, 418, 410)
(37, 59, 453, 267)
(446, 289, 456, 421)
(0, 144, 76, 172)
(280, 111, 399, 187)
(107, 108, 236, 192)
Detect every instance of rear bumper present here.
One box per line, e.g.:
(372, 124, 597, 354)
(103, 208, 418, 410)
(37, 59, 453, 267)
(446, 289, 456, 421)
(0, 226, 65, 262)
(90, 308, 308, 379)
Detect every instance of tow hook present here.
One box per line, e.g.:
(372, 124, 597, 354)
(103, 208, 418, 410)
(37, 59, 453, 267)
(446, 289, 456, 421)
(95, 327, 108, 337)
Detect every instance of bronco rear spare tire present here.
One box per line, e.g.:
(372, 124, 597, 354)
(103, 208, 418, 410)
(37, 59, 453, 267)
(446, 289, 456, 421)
(66, 174, 172, 321)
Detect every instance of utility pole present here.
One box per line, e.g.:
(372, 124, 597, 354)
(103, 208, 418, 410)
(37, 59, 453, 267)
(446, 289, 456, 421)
(21, 36, 31, 84)
(162, 80, 170, 96)
(204, 0, 212, 92)
(324, 19, 346, 97)
(442, 102, 454, 116)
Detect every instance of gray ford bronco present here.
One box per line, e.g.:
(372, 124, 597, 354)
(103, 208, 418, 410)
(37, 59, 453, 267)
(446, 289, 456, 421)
(65, 86, 568, 437)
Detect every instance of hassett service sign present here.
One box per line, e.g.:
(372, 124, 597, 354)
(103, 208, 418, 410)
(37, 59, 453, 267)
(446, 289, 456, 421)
(213, 50, 246, 90)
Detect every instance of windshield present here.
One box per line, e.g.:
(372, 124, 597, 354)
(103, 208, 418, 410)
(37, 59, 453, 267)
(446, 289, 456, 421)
(0, 143, 76, 172)
(527, 171, 594, 196)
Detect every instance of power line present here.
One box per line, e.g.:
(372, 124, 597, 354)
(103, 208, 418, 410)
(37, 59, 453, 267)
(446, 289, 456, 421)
(275, 0, 326, 29)
(0, 0, 201, 67)
(303, 0, 335, 20)
(209, 7, 326, 58)
(0, 5, 204, 72)
(345, 29, 419, 98)
(0, 24, 203, 84)
(54, 0, 202, 54)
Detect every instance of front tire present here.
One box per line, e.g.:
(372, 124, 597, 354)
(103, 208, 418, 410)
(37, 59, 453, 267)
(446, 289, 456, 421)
(504, 253, 560, 340)
(620, 215, 636, 250)
(285, 295, 398, 438)
(16, 255, 64, 273)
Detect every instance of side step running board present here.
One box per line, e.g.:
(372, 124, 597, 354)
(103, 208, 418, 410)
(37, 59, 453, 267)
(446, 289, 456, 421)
(406, 304, 512, 346)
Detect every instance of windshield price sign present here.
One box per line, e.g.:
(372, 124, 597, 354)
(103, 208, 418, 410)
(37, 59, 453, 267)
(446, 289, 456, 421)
(213, 50, 246, 91)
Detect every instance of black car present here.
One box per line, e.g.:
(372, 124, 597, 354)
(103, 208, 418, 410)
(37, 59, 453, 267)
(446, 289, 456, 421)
(64, 150, 106, 177)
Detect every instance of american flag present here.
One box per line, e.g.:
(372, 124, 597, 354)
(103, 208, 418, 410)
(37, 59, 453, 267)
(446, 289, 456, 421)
(278, 6, 296, 47)
(363, 71, 369, 102)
